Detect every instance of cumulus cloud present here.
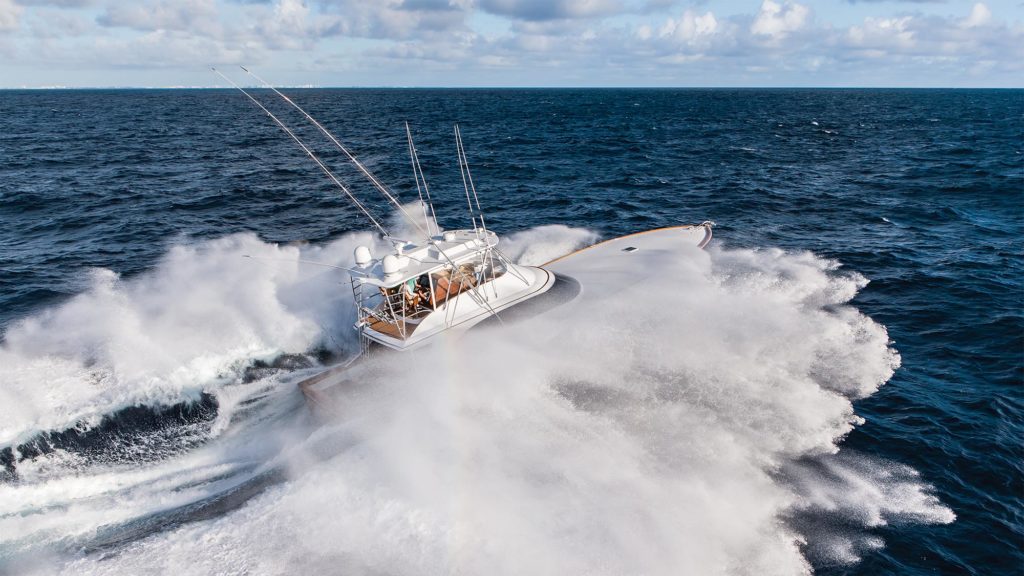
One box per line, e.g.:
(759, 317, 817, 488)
(0, 0, 23, 31)
(97, 0, 218, 33)
(309, 0, 469, 40)
(400, 0, 462, 10)
(1, 0, 1022, 86)
(962, 2, 991, 27)
(846, 16, 915, 53)
(13, 0, 94, 6)
(478, 0, 623, 21)
(750, 0, 810, 42)
(656, 9, 718, 45)
(838, 2, 1020, 67)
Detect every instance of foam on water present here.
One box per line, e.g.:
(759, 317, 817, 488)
(0, 231, 394, 446)
(0, 368, 310, 567)
(0, 225, 954, 575)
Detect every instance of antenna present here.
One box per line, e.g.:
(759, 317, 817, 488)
(212, 68, 389, 237)
(239, 66, 430, 239)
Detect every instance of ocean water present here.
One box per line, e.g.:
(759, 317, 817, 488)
(0, 88, 1020, 575)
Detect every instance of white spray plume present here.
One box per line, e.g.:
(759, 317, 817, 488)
(0, 231, 384, 446)
(0, 224, 952, 576)
(387, 200, 441, 242)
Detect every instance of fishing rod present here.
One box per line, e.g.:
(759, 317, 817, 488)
(212, 68, 390, 238)
(238, 66, 431, 240)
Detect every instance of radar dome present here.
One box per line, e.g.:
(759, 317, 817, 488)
(354, 246, 372, 268)
(382, 254, 402, 275)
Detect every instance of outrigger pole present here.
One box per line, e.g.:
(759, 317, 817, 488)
(405, 121, 439, 237)
(239, 66, 433, 241)
(454, 124, 488, 237)
(454, 124, 501, 290)
(211, 67, 390, 237)
(454, 124, 478, 232)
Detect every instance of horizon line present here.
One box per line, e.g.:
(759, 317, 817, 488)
(1, 85, 1021, 91)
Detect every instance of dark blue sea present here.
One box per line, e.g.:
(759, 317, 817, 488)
(0, 88, 1021, 575)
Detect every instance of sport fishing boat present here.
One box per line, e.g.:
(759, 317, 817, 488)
(215, 67, 713, 412)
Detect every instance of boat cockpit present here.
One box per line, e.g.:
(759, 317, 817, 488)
(347, 229, 539, 348)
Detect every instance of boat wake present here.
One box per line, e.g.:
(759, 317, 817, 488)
(0, 225, 953, 575)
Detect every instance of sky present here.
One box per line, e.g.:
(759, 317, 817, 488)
(0, 0, 1021, 87)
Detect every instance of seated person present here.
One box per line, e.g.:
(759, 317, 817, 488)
(415, 274, 432, 308)
(432, 270, 453, 307)
(452, 264, 477, 289)
(402, 277, 422, 312)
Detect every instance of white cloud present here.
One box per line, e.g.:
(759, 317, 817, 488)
(962, 2, 991, 28)
(0, 0, 23, 31)
(478, 0, 622, 21)
(311, 0, 469, 40)
(750, 0, 809, 42)
(98, 0, 219, 34)
(846, 16, 915, 51)
(657, 9, 718, 45)
(275, 0, 308, 27)
(13, 0, 95, 6)
(1, 0, 1022, 86)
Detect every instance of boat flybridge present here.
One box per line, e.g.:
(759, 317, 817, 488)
(348, 228, 554, 351)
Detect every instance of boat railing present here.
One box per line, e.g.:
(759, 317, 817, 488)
(350, 249, 517, 342)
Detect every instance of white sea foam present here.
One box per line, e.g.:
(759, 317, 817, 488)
(0, 232, 382, 446)
(1, 225, 953, 575)
(500, 224, 600, 266)
(0, 369, 309, 565)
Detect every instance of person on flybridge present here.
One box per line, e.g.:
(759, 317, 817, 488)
(392, 265, 480, 316)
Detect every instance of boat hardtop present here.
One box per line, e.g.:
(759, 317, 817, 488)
(353, 228, 498, 289)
